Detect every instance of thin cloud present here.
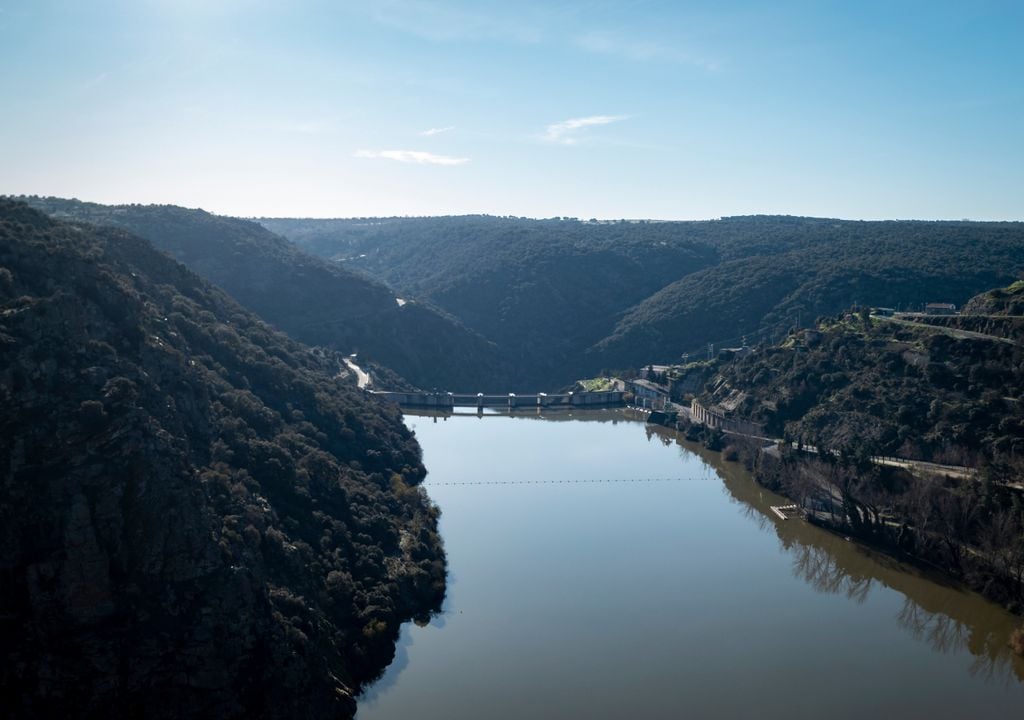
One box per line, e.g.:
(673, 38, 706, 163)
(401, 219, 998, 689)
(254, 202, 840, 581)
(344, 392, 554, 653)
(574, 31, 719, 71)
(419, 126, 455, 137)
(354, 149, 469, 166)
(363, 0, 542, 44)
(544, 115, 629, 145)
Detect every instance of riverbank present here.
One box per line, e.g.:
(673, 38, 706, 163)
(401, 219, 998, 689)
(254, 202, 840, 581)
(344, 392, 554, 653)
(678, 418, 1024, 619)
(359, 409, 1024, 719)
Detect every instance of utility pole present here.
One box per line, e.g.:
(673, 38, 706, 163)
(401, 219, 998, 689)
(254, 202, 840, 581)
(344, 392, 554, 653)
(707, 342, 714, 361)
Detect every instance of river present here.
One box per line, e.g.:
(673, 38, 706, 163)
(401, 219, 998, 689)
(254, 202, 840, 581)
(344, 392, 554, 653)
(357, 409, 1024, 719)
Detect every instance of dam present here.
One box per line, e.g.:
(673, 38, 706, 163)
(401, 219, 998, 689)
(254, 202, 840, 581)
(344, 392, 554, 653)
(370, 390, 625, 410)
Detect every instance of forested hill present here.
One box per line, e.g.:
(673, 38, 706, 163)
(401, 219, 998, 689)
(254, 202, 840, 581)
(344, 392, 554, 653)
(263, 215, 1024, 387)
(687, 303, 1024, 610)
(0, 200, 445, 718)
(17, 197, 508, 391)
(696, 309, 1024, 468)
(263, 215, 721, 387)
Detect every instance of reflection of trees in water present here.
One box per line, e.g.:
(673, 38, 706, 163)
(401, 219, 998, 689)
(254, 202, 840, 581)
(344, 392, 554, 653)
(731, 490, 772, 531)
(791, 543, 874, 605)
(783, 517, 1024, 684)
(896, 595, 1024, 684)
(675, 430, 1024, 687)
(644, 426, 675, 447)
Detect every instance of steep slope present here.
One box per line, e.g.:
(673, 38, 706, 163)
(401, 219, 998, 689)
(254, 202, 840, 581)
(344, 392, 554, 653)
(963, 279, 1024, 316)
(263, 216, 721, 385)
(0, 200, 444, 718)
(697, 316, 1024, 465)
(911, 280, 1024, 344)
(596, 232, 1024, 368)
(19, 197, 507, 391)
(689, 309, 1024, 610)
(265, 215, 1024, 384)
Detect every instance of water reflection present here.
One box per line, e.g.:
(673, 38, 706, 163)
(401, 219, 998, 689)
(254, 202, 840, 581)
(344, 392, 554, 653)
(400, 410, 1024, 691)
(654, 426, 1024, 686)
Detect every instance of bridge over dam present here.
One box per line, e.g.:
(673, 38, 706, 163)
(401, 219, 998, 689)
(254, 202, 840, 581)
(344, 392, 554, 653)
(370, 390, 625, 410)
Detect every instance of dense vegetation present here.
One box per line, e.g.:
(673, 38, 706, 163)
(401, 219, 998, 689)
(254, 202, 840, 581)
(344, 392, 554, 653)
(698, 317, 1024, 465)
(264, 215, 1024, 387)
(263, 215, 720, 387)
(0, 200, 445, 718)
(17, 197, 508, 391)
(687, 299, 1024, 610)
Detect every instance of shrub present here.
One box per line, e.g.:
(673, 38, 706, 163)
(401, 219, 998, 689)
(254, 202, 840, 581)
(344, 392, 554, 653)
(1011, 626, 1024, 657)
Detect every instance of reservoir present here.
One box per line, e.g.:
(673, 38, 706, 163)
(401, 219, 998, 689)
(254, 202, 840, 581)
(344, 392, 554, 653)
(357, 409, 1024, 719)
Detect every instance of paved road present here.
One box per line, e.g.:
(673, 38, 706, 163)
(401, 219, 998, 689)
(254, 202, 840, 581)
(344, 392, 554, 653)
(879, 314, 1020, 346)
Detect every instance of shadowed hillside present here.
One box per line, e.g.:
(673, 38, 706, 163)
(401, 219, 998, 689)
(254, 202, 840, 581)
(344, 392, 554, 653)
(264, 215, 1024, 385)
(19, 197, 509, 391)
(0, 200, 445, 718)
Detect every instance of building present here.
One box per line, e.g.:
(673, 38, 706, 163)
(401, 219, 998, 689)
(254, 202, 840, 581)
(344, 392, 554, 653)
(925, 302, 957, 315)
(690, 398, 766, 437)
(626, 378, 670, 409)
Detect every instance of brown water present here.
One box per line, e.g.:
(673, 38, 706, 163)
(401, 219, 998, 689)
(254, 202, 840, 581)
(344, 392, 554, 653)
(357, 409, 1024, 720)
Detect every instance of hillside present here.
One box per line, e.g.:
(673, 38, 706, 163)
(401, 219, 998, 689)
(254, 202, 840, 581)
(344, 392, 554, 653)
(264, 215, 721, 386)
(883, 280, 1024, 348)
(264, 215, 1024, 386)
(0, 200, 445, 718)
(963, 279, 1024, 316)
(686, 305, 1024, 608)
(17, 197, 507, 392)
(695, 313, 1024, 466)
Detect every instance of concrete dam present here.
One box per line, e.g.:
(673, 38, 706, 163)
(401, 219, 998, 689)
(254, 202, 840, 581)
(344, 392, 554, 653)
(370, 390, 625, 410)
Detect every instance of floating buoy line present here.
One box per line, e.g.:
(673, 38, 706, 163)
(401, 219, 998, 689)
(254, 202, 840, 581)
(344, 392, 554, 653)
(426, 477, 701, 487)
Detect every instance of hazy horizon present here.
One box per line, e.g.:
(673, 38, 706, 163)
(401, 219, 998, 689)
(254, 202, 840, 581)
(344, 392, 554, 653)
(13, 193, 1024, 224)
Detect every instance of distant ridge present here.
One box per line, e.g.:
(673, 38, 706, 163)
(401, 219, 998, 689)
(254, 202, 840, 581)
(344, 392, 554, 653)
(264, 214, 1024, 386)
(17, 196, 511, 391)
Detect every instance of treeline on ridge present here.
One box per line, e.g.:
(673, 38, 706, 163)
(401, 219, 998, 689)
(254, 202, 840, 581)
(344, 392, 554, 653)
(264, 214, 1024, 388)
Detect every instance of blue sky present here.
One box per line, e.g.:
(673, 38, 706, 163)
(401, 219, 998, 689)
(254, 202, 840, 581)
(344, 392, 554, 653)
(1, 0, 1022, 219)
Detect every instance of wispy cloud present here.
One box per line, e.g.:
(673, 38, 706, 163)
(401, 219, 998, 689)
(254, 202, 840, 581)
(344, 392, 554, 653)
(574, 31, 719, 71)
(419, 126, 455, 137)
(543, 115, 629, 145)
(361, 0, 542, 44)
(354, 149, 469, 166)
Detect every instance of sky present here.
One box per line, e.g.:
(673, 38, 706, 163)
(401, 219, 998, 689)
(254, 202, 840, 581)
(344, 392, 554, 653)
(1, 0, 1022, 220)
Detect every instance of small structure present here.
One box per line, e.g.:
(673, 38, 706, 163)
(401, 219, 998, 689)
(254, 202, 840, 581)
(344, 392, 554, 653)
(770, 504, 800, 520)
(690, 398, 766, 437)
(873, 307, 896, 317)
(925, 302, 957, 315)
(626, 378, 669, 409)
(647, 410, 678, 426)
(721, 345, 753, 359)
